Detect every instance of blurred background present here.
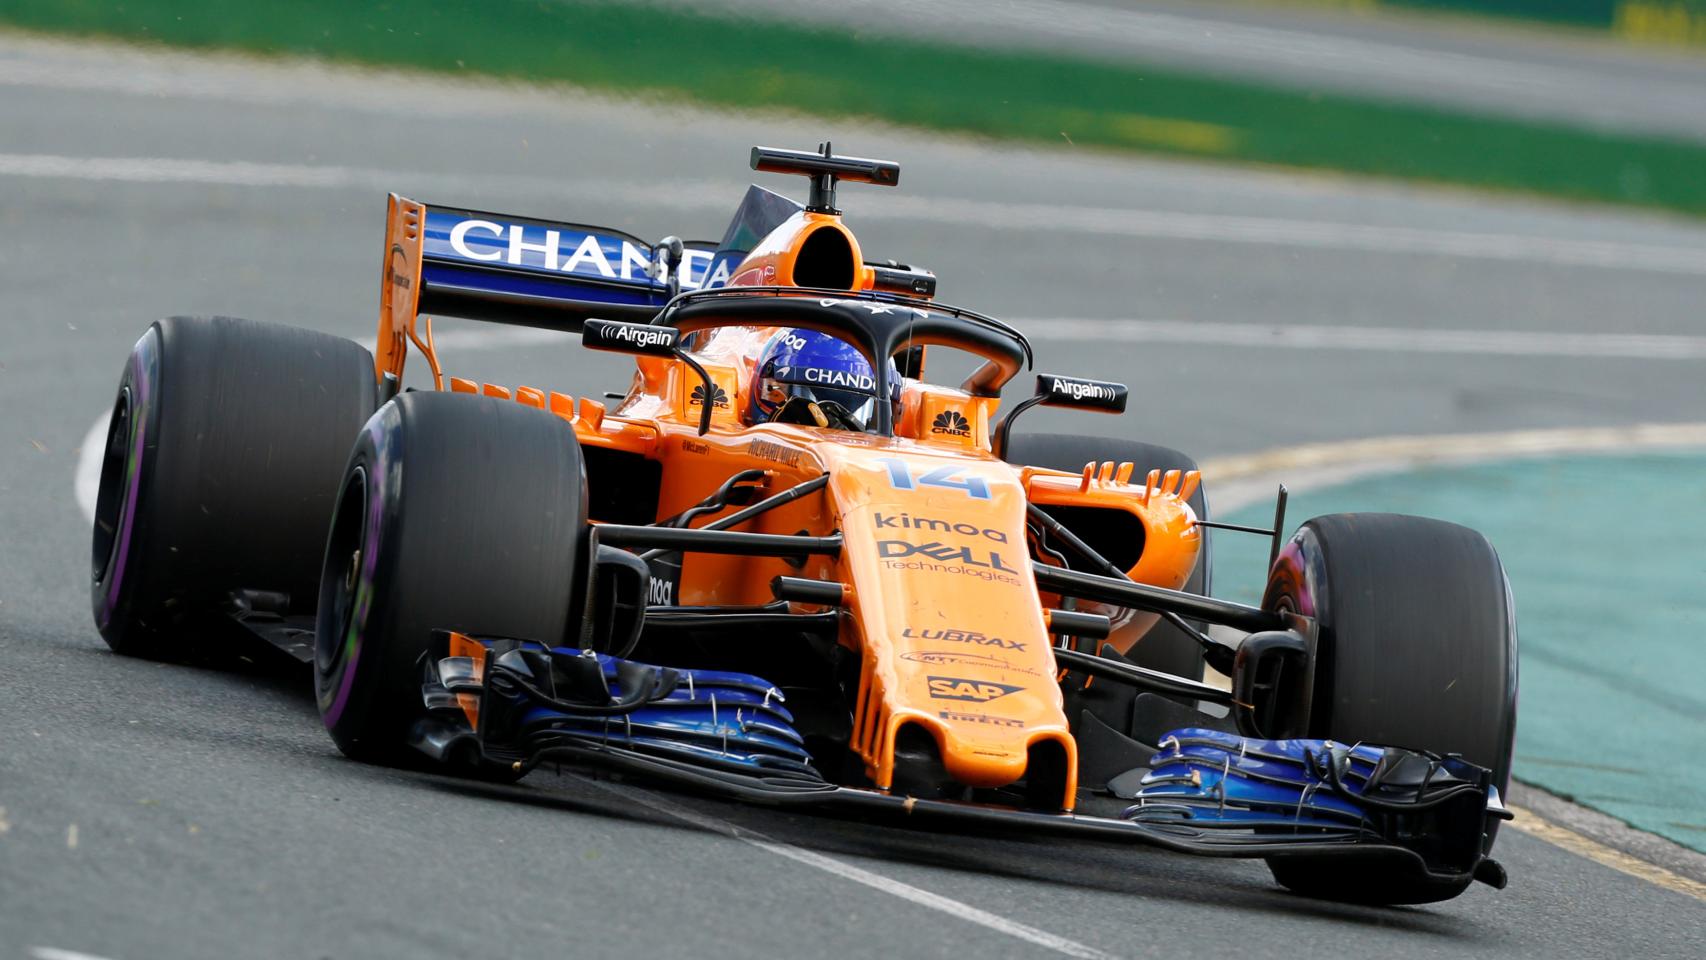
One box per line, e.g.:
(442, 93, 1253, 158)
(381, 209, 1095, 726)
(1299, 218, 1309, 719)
(2, 2, 1704, 957)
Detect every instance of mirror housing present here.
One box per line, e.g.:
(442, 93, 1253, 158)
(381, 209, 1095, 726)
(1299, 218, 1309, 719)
(1034, 374, 1127, 414)
(582, 319, 680, 357)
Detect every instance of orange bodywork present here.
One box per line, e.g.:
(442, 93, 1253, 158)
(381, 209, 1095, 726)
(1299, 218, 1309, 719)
(375, 194, 1202, 810)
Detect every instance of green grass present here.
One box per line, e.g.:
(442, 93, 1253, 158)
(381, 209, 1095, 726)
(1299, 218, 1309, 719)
(10, 0, 1706, 215)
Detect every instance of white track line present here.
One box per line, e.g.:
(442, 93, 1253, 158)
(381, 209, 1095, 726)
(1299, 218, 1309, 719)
(1019, 317, 1706, 360)
(581, 778, 1114, 959)
(30, 948, 121, 960)
(412, 316, 1706, 359)
(415, 317, 1706, 360)
(872, 196, 1706, 276)
(8, 151, 1706, 274)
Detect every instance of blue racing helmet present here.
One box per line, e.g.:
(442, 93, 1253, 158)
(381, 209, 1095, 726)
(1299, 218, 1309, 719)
(747, 329, 899, 430)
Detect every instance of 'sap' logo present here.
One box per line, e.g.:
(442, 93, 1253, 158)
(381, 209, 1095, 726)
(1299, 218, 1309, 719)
(926, 676, 1024, 703)
(690, 383, 729, 409)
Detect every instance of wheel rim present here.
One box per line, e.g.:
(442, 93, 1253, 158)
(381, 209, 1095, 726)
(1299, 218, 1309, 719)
(91, 386, 134, 586)
(317, 465, 368, 678)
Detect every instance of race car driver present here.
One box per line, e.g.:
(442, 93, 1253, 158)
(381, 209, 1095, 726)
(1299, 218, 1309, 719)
(745, 328, 899, 433)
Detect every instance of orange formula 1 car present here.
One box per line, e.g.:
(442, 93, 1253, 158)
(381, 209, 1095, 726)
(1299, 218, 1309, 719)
(90, 145, 1517, 905)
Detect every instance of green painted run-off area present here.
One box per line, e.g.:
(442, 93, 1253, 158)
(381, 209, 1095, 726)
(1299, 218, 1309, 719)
(1215, 451, 1706, 852)
(1376, 0, 1706, 46)
(6, 0, 1706, 217)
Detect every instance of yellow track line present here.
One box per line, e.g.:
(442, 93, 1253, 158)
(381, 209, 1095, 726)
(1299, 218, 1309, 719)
(1197, 425, 1706, 904)
(1507, 805, 1706, 903)
(1201, 421, 1706, 481)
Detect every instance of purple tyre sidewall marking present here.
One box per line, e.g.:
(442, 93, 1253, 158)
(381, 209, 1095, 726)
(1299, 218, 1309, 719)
(320, 413, 394, 729)
(94, 328, 158, 629)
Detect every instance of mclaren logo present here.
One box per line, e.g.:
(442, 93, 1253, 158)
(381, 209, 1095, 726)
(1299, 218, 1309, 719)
(689, 383, 729, 409)
(927, 676, 1024, 703)
(818, 298, 894, 315)
(930, 410, 971, 438)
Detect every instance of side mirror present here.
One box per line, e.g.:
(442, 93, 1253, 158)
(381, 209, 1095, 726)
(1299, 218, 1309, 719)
(993, 373, 1129, 460)
(1034, 374, 1127, 414)
(582, 318, 680, 357)
(580, 319, 715, 436)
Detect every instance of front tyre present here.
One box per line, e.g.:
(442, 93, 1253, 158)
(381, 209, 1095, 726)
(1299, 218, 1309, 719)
(315, 392, 589, 766)
(1262, 513, 1517, 905)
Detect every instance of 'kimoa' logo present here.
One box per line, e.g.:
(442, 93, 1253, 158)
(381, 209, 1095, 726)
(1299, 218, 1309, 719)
(875, 512, 1007, 543)
(930, 410, 971, 438)
(689, 383, 729, 409)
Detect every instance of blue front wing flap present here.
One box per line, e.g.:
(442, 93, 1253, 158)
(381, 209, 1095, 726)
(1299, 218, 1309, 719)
(416, 639, 820, 780)
(412, 641, 1503, 888)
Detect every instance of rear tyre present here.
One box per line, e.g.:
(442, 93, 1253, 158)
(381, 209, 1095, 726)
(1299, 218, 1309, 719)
(314, 391, 589, 766)
(1261, 513, 1517, 905)
(91, 317, 375, 659)
(1004, 433, 1209, 679)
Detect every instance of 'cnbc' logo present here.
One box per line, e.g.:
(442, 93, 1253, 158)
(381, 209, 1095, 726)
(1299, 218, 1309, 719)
(931, 410, 971, 438)
(690, 383, 729, 409)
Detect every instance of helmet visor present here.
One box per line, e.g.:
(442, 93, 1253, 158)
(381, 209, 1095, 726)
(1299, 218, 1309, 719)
(759, 364, 879, 428)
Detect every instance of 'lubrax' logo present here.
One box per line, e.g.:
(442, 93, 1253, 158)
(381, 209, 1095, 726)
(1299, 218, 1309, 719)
(927, 676, 1024, 703)
(930, 410, 971, 438)
(690, 383, 729, 409)
(902, 627, 1025, 652)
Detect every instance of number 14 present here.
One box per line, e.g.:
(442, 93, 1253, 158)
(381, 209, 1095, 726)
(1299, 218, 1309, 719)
(876, 457, 991, 500)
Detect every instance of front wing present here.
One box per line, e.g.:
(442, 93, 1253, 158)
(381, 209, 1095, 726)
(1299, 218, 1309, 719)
(411, 633, 1510, 899)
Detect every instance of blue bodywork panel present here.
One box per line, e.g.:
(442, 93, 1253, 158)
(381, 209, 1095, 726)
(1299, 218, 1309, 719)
(414, 187, 803, 327)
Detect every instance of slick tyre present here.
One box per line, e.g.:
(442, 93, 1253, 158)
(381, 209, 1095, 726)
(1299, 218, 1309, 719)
(91, 317, 376, 659)
(315, 391, 589, 766)
(1003, 433, 1210, 680)
(1261, 513, 1517, 905)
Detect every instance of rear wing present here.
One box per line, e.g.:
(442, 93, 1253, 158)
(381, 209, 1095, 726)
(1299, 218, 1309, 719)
(375, 193, 719, 386)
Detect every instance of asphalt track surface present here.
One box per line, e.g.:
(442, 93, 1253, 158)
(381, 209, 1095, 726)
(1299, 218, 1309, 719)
(4, 33, 1706, 960)
(691, 0, 1706, 141)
